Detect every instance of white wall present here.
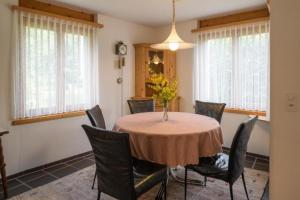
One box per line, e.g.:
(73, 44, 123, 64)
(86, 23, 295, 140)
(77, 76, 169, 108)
(155, 20, 271, 156)
(270, 0, 300, 199)
(0, 0, 155, 175)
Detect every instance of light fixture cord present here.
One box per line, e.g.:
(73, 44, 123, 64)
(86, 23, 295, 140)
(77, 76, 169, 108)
(172, 0, 175, 25)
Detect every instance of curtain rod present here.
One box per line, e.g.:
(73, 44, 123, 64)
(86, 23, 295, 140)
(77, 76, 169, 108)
(11, 5, 104, 29)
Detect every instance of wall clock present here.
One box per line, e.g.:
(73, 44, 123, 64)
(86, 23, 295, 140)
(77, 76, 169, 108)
(115, 42, 127, 55)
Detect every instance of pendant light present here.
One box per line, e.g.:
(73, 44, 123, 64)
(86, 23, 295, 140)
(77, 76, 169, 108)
(151, 0, 194, 51)
(151, 53, 163, 65)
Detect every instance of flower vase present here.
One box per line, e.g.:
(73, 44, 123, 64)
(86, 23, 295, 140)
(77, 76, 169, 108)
(162, 101, 169, 122)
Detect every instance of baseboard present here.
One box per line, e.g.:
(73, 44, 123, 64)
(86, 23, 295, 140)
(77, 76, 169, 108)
(222, 147, 269, 160)
(7, 151, 93, 180)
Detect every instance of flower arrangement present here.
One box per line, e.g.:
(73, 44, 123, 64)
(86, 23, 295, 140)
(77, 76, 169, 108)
(148, 68, 177, 121)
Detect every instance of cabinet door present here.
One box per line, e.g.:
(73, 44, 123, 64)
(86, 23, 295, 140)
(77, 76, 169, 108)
(135, 46, 147, 97)
(163, 50, 176, 82)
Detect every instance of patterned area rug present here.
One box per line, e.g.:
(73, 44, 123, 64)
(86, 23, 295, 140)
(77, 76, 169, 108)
(11, 165, 268, 200)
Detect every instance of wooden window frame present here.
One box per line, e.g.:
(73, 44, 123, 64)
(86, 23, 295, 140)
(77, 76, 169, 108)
(192, 105, 266, 117)
(11, 0, 100, 126)
(12, 32, 91, 125)
(192, 7, 269, 118)
(224, 108, 266, 117)
(12, 111, 86, 125)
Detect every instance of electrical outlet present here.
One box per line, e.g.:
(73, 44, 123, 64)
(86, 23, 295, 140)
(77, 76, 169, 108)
(286, 93, 298, 112)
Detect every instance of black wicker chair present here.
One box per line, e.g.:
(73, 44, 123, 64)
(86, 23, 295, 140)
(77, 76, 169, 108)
(82, 125, 168, 200)
(127, 99, 155, 114)
(194, 101, 226, 185)
(86, 105, 106, 129)
(184, 116, 258, 200)
(85, 105, 106, 189)
(127, 99, 166, 177)
(195, 100, 226, 123)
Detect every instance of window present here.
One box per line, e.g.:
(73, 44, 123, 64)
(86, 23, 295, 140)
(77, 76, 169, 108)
(193, 21, 270, 117)
(12, 10, 99, 119)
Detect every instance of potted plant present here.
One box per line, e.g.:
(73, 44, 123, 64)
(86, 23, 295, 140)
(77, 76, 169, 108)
(148, 68, 177, 121)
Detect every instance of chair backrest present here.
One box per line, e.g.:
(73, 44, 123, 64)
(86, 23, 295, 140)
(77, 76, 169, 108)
(228, 116, 258, 184)
(86, 105, 106, 129)
(195, 100, 226, 123)
(82, 125, 136, 200)
(127, 99, 154, 114)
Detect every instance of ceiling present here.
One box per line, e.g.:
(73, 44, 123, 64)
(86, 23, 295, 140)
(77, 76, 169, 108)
(54, 0, 267, 27)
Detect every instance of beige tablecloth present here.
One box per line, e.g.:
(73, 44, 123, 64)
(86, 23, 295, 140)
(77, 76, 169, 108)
(114, 112, 223, 167)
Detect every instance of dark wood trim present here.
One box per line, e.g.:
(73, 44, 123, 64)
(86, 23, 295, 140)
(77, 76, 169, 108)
(192, 7, 270, 33)
(6, 151, 92, 180)
(223, 146, 269, 160)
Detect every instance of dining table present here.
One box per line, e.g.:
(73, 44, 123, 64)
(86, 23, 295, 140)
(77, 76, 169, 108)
(113, 111, 224, 186)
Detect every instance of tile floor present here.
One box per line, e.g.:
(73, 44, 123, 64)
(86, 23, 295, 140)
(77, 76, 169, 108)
(0, 149, 269, 200)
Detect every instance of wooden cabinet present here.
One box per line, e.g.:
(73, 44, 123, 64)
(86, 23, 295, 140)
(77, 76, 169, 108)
(133, 43, 180, 112)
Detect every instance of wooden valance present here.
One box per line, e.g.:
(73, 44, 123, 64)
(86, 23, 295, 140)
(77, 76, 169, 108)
(192, 7, 269, 33)
(13, 0, 103, 28)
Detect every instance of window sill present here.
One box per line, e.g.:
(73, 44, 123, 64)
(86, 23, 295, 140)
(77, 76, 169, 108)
(224, 108, 266, 117)
(12, 111, 86, 126)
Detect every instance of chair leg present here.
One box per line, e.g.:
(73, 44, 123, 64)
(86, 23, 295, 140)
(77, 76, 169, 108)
(92, 171, 97, 189)
(229, 184, 234, 200)
(97, 190, 101, 200)
(155, 182, 164, 200)
(184, 167, 187, 200)
(242, 172, 250, 200)
(0, 164, 8, 199)
(204, 176, 207, 186)
(164, 179, 167, 200)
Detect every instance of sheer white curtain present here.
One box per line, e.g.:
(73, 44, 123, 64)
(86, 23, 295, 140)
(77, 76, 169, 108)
(193, 21, 270, 117)
(12, 10, 99, 119)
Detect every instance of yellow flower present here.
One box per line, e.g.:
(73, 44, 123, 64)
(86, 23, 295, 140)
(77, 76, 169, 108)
(147, 67, 177, 105)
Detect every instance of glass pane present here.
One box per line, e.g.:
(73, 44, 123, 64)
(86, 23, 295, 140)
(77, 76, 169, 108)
(25, 26, 57, 113)
(64, 32, 87, 109)
(148, 51, 164, 74)
(206, 37, 233, 105)
(238, 33, 269, 111)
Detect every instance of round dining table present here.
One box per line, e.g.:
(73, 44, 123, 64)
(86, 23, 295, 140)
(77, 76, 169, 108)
(113, 112, 223, 167)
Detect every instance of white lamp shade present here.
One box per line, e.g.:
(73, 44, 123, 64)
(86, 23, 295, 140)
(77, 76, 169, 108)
(151, 24, 194, 51)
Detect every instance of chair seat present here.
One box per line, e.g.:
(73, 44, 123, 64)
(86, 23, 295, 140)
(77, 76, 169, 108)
(187, 153, 229, 181)
(134, 167, 167, 197)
